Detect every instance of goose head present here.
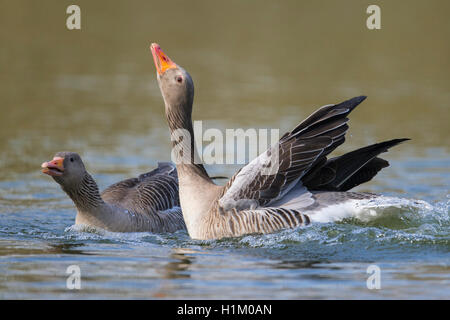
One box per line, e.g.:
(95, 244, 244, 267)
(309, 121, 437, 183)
(150, 43, 194, 122)
(41, 151, 86, 188)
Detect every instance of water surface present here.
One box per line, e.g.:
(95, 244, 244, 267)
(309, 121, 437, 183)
(0, 0, 449, 299)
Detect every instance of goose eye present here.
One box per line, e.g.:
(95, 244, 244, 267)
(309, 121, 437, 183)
(70, 157, 74, 162)
(176, 76, 183, 83)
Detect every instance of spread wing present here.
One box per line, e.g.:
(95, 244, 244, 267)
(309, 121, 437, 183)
(218, 96, 367, 211)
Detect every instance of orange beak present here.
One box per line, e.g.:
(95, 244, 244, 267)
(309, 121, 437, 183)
(41, 157, 64, 177)
(150, 43, 178, 75)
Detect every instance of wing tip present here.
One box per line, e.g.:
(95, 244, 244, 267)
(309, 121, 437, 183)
(354, 95, 367, 103)
(338, 95, 367, 110)
(384, 138, 411, 148)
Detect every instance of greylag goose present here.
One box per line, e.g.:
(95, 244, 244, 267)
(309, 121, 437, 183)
(41, 151, 186, 233)
(150, 43, 409, 240)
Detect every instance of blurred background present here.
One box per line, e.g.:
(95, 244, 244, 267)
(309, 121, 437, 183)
(0, 0, 448, 178)
(0, 0, 448, 299)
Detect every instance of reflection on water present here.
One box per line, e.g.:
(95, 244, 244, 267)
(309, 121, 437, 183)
(159, 249, 194, 280)
(0, 0, 449, 299)
(46, 242, 92, 255)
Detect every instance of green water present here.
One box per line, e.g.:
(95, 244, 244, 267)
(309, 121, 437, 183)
(0, 0, 449, 299)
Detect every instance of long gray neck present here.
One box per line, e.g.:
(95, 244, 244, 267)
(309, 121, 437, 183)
(165, 103, 211, 181)
(165, 101, 223, 236)
(61, 172, 106, 212)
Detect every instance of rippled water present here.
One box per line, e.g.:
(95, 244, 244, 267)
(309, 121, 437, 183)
(0, 0, 449, 299)
(1, 148, 448, 299)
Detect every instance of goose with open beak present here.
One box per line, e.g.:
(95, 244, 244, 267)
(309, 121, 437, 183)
(150, 43, 409, 240)
(42, 151, 185, 233)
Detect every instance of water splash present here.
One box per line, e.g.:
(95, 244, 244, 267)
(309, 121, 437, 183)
(53, 197, 449, 255)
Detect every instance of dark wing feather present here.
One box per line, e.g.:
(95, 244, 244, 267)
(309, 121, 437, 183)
(338, 157, 389, 191)
(219, 96, 367, 210)
(303, 138, 409, 191)
(101, 162, 179, 214)
(100, 178, 140, 204)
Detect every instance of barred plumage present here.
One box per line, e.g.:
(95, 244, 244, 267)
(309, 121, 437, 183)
(151, 43, 408, 240)
(44, 152, 186, 233)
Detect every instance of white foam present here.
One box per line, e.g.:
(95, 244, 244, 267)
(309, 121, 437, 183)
(308, 196, 433, 223)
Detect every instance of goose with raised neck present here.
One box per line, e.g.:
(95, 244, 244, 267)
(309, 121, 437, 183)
(150, 43, 409, 240)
